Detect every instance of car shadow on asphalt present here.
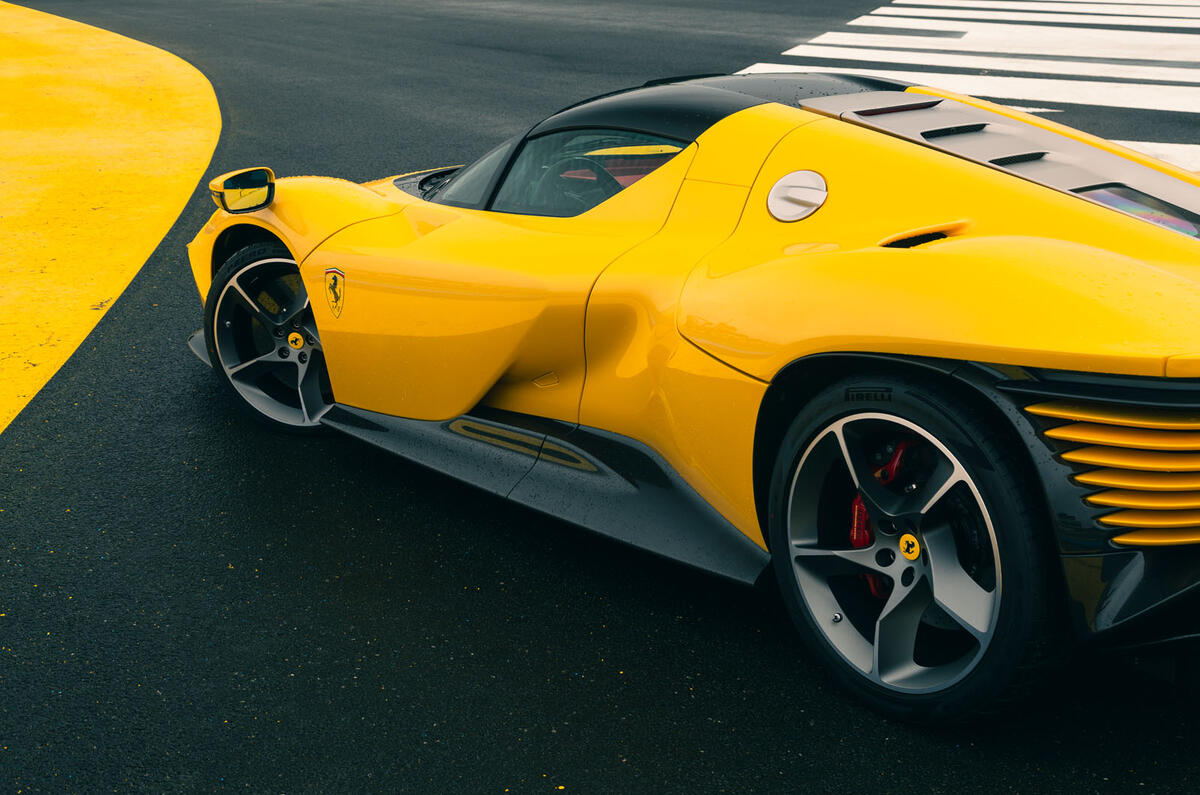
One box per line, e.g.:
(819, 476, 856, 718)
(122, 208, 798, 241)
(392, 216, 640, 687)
(247, 428, 1200, 763)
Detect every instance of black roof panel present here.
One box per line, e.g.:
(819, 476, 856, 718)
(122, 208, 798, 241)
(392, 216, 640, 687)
(528, 83, 764, 141)
(685, 73, 910, 106)
(530, 72, 911, 142)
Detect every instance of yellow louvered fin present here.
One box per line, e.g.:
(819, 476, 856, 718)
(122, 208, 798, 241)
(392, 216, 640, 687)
(1074, 469, 1200, 491)
(1026, 401, 1200, 544)
(1061, 446, 1200, 471)
(1044, 423, 1200, 450)
(1026, 401, 1200, 430)
(1099, 509, 1200, 528)
(1110, 528, 1200, 546)
(1086, 490, 1200, 510)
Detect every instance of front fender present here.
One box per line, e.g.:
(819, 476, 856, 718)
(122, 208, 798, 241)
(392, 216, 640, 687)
(186, 175, 407, 299)
(678, 235, 1200, 380)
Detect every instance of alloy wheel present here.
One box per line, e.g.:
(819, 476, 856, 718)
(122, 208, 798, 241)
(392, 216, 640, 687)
(785, 412, 1002, 693)
(211, 258, 333, 427)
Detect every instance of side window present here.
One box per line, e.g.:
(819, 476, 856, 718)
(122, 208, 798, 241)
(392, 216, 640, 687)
(490, 129, 684, 217)
(429, 136, 518, 208)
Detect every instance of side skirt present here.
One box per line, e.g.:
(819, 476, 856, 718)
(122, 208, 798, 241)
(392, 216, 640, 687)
(321, 404, 770, 586)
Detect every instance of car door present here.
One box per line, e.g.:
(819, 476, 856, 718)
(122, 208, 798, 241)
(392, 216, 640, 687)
(306, 129, 696, 424)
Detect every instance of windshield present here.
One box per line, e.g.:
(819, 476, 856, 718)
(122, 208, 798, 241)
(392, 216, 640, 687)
(427, 135, 519, 208)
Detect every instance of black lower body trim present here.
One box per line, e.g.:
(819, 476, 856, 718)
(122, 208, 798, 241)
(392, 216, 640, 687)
(321, 404, 770, 586)
(187, 329, 211, 367)
(1096, 579, 1200, 651)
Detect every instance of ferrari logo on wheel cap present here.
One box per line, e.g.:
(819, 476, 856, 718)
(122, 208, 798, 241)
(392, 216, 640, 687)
(287, 332, 304, 350)
(324, 267, 345, 318)
(899, 533, 921, 561)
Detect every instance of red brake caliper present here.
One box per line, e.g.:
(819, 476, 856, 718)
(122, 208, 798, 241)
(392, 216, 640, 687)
(850, 441, 911, 599)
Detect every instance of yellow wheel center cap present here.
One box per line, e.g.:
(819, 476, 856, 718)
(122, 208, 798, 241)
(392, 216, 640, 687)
(287, 331, 304, 350)
(899, 533, 921, 561)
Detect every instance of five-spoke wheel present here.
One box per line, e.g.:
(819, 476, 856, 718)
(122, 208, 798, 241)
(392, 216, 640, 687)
(787, 413, 999, 692)
(769, 375, 1054, 720)
(204, 242, 333, 430)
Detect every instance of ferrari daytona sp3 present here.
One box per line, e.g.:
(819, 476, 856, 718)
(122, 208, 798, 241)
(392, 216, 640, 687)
(186, 73, 1200, 720)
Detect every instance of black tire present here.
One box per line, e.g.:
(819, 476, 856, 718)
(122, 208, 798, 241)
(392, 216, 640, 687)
(768, 372, 1057, 722)
(203, 242, 333, 432)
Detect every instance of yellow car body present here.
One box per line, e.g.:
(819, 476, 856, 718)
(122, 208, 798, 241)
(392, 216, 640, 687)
(187, 73, 1200, 717)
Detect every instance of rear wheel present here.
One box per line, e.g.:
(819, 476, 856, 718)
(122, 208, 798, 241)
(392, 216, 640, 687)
(204, 242, 333, 431)
(768, 374, 1054, 721)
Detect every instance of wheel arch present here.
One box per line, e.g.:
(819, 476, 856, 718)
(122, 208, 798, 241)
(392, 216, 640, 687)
(211, 223, 294, 278)
(751, 352, 1051, 553)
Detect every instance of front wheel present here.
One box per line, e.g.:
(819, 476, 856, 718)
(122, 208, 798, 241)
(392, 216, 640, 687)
(768, 374, 1056, 721)
(203, 242, 333, 430)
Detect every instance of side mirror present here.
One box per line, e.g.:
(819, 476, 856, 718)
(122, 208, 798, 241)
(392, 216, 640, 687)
(209, 167, 275, 213)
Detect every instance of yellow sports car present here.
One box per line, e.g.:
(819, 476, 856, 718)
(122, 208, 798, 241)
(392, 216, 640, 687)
(186, 73, 1200, 720)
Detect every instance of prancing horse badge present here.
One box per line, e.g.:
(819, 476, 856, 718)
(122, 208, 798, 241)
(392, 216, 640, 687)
(324, 267, 345, 318)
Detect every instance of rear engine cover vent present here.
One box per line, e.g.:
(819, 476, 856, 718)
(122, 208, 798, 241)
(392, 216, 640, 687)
(922, 123, 987, 140)
(858, 98, 942, 116)
(799, 90, 1200, 235)
(990, 151, 1046, 167)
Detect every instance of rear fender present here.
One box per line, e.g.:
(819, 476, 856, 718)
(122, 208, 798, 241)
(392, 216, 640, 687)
(679, 235, 1200, 382)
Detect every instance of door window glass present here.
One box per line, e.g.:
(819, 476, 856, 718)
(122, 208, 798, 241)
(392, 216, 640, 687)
(491, 129, 683, 217)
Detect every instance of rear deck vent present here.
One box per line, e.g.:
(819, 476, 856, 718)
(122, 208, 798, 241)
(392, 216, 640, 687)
(858, 99, 942, 117)
(882, 231, 948, 249)
(991, 151, 1047, 167)
(922, 123, 987, 140)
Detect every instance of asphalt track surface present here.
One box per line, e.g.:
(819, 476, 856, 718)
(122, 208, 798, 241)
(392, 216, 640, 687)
(3, 1, 1199, 790)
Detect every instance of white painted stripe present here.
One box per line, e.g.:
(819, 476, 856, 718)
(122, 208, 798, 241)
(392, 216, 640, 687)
(847, 15, 1200, 60)
(894, 0, 1200, 18)
(873, 6, 1200, 29)
(814, 29, 1200, 61)
(781, 43, 1200, 83)
(738, 63, 1200, 113)
(1115, 140, 1200, 168)
(1004, 105, 1065, 112)
(1037, 0, 1200, 6)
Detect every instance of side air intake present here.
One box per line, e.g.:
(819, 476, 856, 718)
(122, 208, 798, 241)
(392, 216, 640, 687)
(877, 220, 968, 249)
(881, 231, 948, 249)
